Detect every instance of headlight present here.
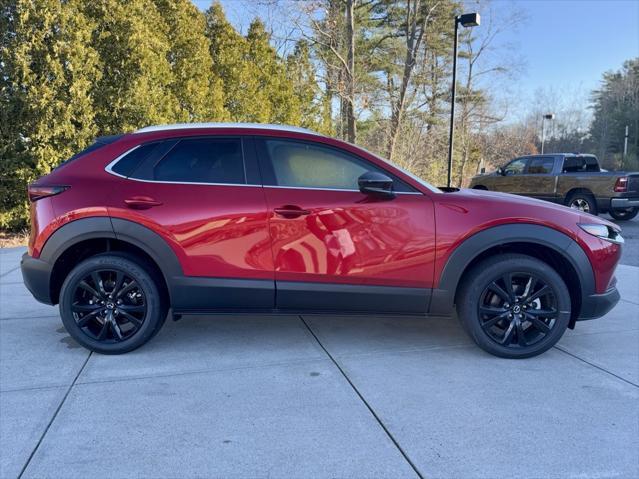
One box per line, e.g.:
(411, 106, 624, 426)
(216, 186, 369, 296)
(578, 223, 624, 245)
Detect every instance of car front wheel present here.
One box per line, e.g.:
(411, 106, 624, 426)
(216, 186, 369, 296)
(457, 254, 571, 358)
(59, 253, 167, 354)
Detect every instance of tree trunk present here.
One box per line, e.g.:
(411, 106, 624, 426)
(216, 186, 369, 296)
(345, 0, 356, 143)
(387, 0, 424, 161)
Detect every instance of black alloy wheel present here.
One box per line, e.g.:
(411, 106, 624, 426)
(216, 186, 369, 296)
(60, 254, 167, 354)
(71, 269, 146, 342)
(478, 272, 558, 348)
(457, 254, 571, 358)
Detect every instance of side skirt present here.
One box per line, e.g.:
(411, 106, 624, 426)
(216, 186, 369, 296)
(169, 276, 431, 316)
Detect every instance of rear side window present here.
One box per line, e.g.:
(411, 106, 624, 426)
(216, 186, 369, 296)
(527, 157, 554, 174)
(132, 138, 245, 184)
(563, 157, 586, 172)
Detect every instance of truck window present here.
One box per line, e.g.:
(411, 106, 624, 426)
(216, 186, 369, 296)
(527, 157, 554, 174)
(563, 157, 586, 172)
(504, 158, 528, 175)
(562, 156, 600, 173)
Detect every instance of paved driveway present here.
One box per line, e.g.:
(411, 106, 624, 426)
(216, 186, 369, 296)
(1, 246, 638, 479)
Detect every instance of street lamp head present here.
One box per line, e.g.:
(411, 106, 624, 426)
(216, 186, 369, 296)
(543, 113, 555, 120)
(458, 12, 480, 27)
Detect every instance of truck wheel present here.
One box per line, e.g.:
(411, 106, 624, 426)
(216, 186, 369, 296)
(457, 254, 571, 359)
(59, 254, 168, 354)
(609, 207, 638, 221)
(566, 192, 597, 215)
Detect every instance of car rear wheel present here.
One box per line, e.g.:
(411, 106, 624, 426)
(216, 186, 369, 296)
(59, 254, 167, 354)
(608, 207, 638, 221)
(566, 192, 597, 215)
(457, 254, 571, 358)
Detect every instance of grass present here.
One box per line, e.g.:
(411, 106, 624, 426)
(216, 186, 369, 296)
(0, 230, 29, 248)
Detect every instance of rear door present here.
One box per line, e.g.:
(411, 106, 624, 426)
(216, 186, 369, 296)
(108, 135, 274, 310)
(255, 137, 436, 314)
(520, 156, 558, 201)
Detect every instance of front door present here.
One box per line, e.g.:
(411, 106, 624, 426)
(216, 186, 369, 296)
(498, 157, 530, 194)
(255, 137, 436, 314)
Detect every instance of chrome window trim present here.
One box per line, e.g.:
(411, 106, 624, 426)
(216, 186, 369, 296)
(262, 185, 423, 195)
(106, 145, 422, 194)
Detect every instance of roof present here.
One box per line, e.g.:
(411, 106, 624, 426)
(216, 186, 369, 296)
(528, 153, 596, 157)
(134, 122, 322, 136)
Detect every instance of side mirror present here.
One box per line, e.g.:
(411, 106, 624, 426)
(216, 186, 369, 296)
(480, 167, 486, 174)
(497, 167, 505, 176)
(358, 171, 395, 199)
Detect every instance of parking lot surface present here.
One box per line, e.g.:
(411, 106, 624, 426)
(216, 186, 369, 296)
(1, 244, 638, 479)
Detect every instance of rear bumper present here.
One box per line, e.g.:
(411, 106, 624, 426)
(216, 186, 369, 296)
(577, 285, 620, 321)
(610, 197, 639, 209)
(21, 253, 54, 305)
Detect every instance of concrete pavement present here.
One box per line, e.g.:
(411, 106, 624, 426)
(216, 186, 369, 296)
(1, 245, 638, 478)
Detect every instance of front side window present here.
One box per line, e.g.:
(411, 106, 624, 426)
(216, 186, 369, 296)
(132, 138, 245, 184)
(526, 157, 555, 174)
(504, 158, 528, 176)
(262, 139, 413, 192)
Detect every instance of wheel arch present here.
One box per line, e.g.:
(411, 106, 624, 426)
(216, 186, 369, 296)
(430, 224, 595, 326)
(41, 217, 180, 305)
(564, 187, 595, 203)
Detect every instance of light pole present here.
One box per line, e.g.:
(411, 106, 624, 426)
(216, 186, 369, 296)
(540, 113, 554, 154)
(447, 12, 480, 188)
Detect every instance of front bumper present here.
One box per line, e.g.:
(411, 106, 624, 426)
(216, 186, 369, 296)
(21, 253, 54, 305)
(610, 197, 639, 209)
(577, 285, 620, 321)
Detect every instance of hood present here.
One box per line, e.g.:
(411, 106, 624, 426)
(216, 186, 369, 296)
(445, 188, 617, 229)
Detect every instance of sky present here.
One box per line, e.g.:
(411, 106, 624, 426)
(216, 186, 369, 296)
(498, 0, 639, 101)
(193, 0, 639, 116)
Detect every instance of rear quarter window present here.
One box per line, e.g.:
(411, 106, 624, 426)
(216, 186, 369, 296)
(110, 143, 161, 177)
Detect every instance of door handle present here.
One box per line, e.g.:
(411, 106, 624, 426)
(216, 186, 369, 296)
(124, 196, 163, 210)
(274, 205, 311, 218)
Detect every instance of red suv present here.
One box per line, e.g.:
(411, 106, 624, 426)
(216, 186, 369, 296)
(21, 123, 623, 358)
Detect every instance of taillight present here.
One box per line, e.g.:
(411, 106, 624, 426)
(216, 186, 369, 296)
(28, 184, 69, 202)
(614, 177, 628, 192)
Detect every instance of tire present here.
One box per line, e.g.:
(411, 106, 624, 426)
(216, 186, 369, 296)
(457, 254, 571, 359)
(566, 192, 597, 215)
(59, 253, 168, 354)
(608, 207, 638, 221)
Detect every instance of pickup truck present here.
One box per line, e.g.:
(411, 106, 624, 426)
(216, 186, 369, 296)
(469, 153, 639, 220)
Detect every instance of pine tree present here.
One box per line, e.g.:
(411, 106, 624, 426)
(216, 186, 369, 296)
(286, 40, 329, 133)
(245, 19, 299, 124)
(153, 0, 227, 122)
(0, 0, 100, 230)
(205, 2, 257, 122)
(83, 0, 181, 134)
